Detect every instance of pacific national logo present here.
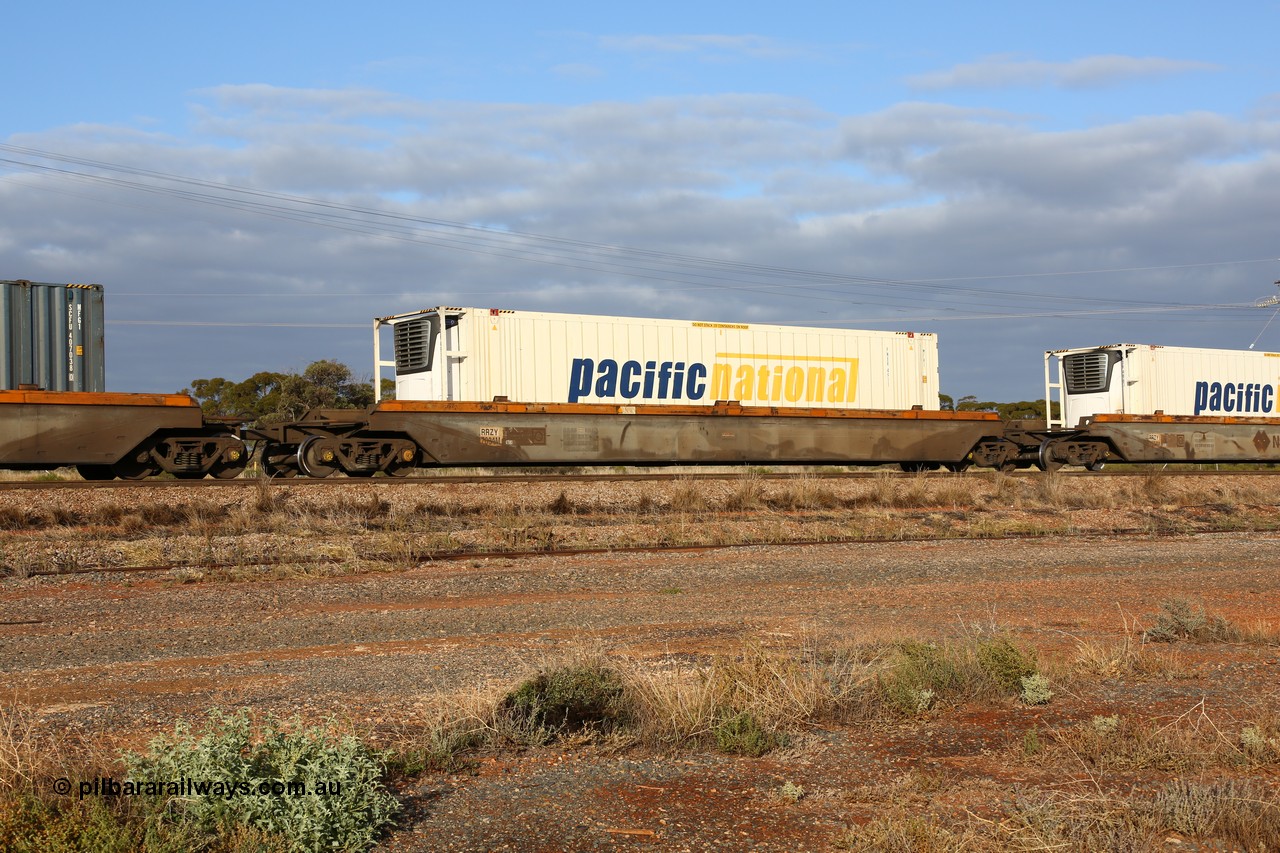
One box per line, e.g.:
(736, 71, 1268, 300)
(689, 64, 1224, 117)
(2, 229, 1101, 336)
(1193, 381, 1276, 415)
(568, 353, 859, 405)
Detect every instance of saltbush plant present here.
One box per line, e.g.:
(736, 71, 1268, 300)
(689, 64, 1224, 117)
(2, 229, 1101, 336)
(1019, 674, 1054, 706)
(125, 709, 399, 853)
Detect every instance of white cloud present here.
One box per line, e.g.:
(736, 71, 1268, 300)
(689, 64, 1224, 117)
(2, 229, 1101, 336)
(3, 90, 1279, 400)
(598, 34, 804, 61)
(907, 53, 1221, 91)
(551, 62, 604, 81)
(194, 84, 431, 120)
(841, 104, 1253, 206)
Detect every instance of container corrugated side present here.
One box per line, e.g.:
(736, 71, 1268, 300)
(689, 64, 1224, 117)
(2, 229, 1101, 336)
(385, 307, 939, 410)
(1055, 343, 1280, 423)
(1, 280, 106, 392)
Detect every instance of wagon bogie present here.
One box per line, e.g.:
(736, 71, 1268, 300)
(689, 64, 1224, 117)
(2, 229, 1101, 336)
(0, 390, 245, 479)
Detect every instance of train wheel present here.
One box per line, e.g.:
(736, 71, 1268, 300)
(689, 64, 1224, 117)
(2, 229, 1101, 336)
(297, 437, 338, 479)
(76, 464, 116, 481)
(259, 442, 297, 478)
(1085, 460, 1107, 472)
(1037, 440, 1064, 473)
(944, 460, 971, 473)
(211, 459, 247, 479)
(387, 447, 417, 478)
(112, 455, 154, 480)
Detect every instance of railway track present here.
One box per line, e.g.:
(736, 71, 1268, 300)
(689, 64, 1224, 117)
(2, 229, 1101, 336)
(7, 467, 1278, 581)
(13, 525, 1207, 580)
(4, 466, 1280, 490)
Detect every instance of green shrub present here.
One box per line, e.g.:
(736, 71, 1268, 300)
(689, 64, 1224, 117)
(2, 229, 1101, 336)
(1022, 727, 1043, 757)
(976, 636, 1038, 693)
(124, 709, 399, 853)
(499, 661, 628, 743)
(1092, 714, 1120, 736)
(0, 794, 144, 853)
(712, 711, 785, 757)
(876, 641, 968, 715)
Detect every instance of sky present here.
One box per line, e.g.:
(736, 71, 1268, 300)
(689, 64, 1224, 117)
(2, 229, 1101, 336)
(3, 0, 1280, 403)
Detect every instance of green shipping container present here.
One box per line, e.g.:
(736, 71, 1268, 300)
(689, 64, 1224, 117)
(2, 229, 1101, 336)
(1, 280, 106, 392)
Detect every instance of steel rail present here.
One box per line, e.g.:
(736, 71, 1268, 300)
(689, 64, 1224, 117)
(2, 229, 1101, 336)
(18, 524, 1272, 579)
(4, 467, 1280, 490)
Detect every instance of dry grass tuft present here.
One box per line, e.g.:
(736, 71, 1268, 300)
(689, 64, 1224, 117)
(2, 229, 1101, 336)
(1033, 701, 1280, 774)
(0, 506, 39, 530)
(329, 490, 392, 525)
(667, 480, 707, 513)
(838, 808, 979, 851)
(924, 475, 975, 510)
(412, 497, 479, 518)
(548, 491, 575, 515)
(1070, 635, 1191, 680)
(723, 472, 765, 511)
(381, 691, 499, 776)
(838, 778, 1280, 851)
(250, 478, 289, 515)
(625, 641, 870, 749)
(767, 476, 841, 510)
(0, 700, 121, 795)
(1141, 598, 1263, 644)
(0, 703, 54, 793)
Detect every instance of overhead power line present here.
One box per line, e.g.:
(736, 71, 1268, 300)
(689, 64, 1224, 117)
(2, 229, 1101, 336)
(1, 142, 1273, 321)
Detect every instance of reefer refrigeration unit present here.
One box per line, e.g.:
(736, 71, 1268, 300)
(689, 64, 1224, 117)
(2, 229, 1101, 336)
(1046, 343, 1280, 428)
(1, 280, 106, 392)
(375, 307, 940, 411)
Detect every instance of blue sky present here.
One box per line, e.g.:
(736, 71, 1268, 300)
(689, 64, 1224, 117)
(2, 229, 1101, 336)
(4, 1, 1280, 400)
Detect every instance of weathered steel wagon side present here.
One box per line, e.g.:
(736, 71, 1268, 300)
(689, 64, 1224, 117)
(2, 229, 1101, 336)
(0, 390, 247, 479)
(250, 401, 1004, 477)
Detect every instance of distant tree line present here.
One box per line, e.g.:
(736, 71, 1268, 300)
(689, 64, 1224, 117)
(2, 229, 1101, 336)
(939, 394, 1060, 420)
(186, 362, 1057, 423)
(183, 360, 392, 425)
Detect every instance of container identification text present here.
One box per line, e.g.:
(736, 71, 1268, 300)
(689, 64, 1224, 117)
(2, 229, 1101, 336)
(1193, 381, 1276, 416)
(568, 355, 859, 405)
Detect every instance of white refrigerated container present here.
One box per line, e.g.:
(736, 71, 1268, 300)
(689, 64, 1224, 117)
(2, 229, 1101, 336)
(376, 307, 940, 410)
(1047, 343, 1280, 427)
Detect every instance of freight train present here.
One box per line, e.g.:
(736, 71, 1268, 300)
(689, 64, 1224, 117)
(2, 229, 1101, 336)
(5, 303, 1280, 479)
